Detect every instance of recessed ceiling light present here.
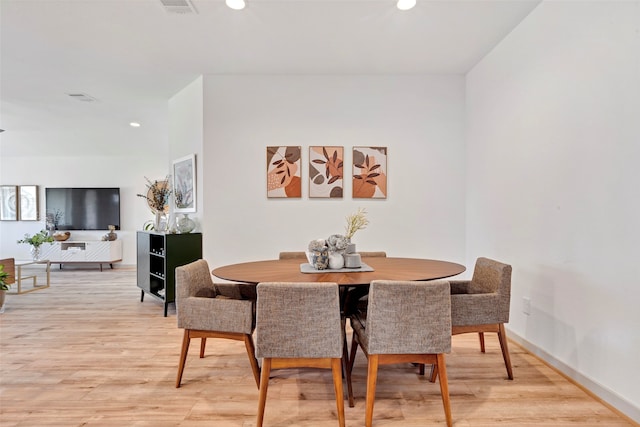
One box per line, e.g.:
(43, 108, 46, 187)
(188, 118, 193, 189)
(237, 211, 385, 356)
(226, 0, 245, 10)
(130, 122, 141, 128)
(397, 0, 416, 11)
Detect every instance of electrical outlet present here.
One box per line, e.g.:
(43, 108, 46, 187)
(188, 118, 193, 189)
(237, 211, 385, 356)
(522, 297, 531, 315)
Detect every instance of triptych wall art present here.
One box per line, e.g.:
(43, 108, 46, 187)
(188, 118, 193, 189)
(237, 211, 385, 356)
(0, 185, 39, 221)
(267, 146, 387, 199)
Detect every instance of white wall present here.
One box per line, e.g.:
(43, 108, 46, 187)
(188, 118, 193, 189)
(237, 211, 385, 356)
(168, 76, 204, 231)
(197, 75, 467, 267)
(466, 1, 640, 420)
(0, 112, 168, 264)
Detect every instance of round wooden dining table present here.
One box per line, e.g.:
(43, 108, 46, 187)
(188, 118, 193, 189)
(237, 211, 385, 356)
(211, 257, 466, 286)
(213, 256, 465, 408)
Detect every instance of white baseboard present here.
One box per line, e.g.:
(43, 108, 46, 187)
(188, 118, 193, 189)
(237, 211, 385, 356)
(507, 330, 640, 424)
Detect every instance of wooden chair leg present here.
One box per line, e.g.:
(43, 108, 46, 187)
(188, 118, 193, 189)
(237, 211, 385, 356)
(348, 333, 359, 373)
(429, 364, 438, 383)
(498, 323, 514, 380)
(479, 332, 485, 353)
(346, 333, 359, 407)
(365, 354, 379, 427)
(256, 358, 271, 427)
(344, 334, 355, 408)
(244, 334, 261, 388)
(176, 329, 190, 388)
(436, 353, 452, 427)
(331, 358, 346, 427)
(199, 337, 207, 358)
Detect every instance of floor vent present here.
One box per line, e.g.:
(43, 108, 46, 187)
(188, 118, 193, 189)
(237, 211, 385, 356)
(159, 0, 197, 14)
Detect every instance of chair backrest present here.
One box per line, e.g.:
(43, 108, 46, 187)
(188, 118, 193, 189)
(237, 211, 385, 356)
(175, 259, 216, 302)
(365, 280, 451, 355)
(175, 259, 255, 334)
(358, 251, 387, 257)
(278, 252, 307, 260)
(469, 257, 512, 294)
(0, 258, 15, 285)
(470, 257, 511, 302)
(255, 282, 342, 359)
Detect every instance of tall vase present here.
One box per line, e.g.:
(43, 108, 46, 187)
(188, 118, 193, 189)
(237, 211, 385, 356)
(31, 246, 41, 261)
(154, 211, 167, 232)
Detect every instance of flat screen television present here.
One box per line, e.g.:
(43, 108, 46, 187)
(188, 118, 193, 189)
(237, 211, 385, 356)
(45, 187, 121, 230)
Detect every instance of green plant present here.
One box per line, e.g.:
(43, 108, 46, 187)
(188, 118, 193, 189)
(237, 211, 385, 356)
(0, 264, 10, 291)
(17, 229, 54, 248)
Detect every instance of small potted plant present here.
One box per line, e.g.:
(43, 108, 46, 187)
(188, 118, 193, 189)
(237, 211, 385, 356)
(17, 229, 54, 261)
(0, 263, 11, 313)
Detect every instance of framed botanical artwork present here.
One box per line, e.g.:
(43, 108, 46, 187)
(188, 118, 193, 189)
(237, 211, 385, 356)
(309, 146, 344, 198)
(0, 185, 18, 221)
(267, 146, 301, 198)
(173, 154, 196, 213)
(352, 146, 388, 199)
(18, 185, 39, 221)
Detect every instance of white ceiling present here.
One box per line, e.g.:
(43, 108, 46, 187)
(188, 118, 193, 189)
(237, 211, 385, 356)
(0, 0, 540, 136)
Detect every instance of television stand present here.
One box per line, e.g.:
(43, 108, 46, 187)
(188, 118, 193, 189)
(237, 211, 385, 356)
(57, 262, 116, 271)
(40, 240, 123, 271)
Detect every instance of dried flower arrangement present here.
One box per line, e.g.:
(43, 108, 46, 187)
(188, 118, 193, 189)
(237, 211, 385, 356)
(345, 207, 369, 239)
(137, 176, 171, 213)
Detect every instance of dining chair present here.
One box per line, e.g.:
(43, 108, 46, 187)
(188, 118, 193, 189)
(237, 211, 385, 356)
(346, 279, 453, 427)
(175, 259, 260, 389)
(278, 251, 307, 259)
(449, 257, 514, 380)
(255, 282, 345, 427)
(342, 251, 387, 316)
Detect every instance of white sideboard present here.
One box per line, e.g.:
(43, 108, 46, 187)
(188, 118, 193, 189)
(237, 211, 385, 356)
(40, 240, 123, 271)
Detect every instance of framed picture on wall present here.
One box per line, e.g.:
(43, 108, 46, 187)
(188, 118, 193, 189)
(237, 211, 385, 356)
(18, 185, 39, 221)
(267, 146, 301, 198)
(352, 146, 388, 199)
(173, 154, 196, 213)
(309, 146, 343, 198)
(0, 185, 18, 221)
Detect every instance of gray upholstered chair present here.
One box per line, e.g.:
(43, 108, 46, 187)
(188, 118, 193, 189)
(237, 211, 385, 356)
(450, 257, 513, 380)
(175, 259, 260, 388)
(357, 251, 387, 258)
(255, 282, 345, 427)
(278, 251, 307, 259)
(342, 251, 387, 316)
(346, 280, 453, 427)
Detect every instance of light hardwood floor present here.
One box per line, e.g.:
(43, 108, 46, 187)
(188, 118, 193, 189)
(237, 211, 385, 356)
(0, 266, 636, 426)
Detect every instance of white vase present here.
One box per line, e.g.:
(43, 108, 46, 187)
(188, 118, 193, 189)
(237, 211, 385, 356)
(328, 252, 345, 269)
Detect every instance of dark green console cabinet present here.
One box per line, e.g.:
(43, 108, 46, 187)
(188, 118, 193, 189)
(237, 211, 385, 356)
(137, 231, 202, 316)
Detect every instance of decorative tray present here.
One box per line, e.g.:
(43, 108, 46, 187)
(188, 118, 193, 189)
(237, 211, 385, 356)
(300, 263, 374, 274)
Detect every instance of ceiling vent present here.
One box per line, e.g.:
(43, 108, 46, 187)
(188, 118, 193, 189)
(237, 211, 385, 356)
(159, 0, 198, 14)
(66, 93, 98, 103)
